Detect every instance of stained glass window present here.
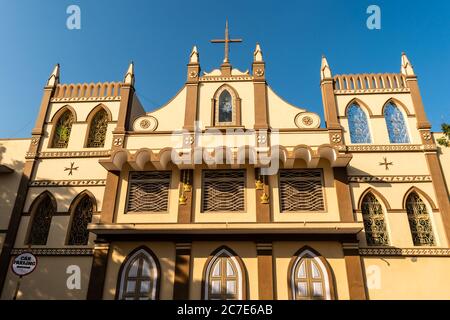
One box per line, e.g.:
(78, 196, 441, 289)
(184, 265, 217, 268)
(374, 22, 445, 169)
(361, 193, 389, 245)
(52, 110, 74, 148)
(406, 192, 435, 246)
(28, 193, 55, 245)
(205, 249, 243, 300)
(118, 248, 159, 300)
(218, 90, 233, 123)
(347, 104, 371, 143)
(384, 102, 410, 143)
(87, 109, 108, 148)
(68, 195, 94, 245)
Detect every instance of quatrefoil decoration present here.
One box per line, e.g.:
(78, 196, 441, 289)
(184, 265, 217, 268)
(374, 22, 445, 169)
(257, 135, 267, 144)
(255, 68, 264, 77)
(331, 134, 342, 143)
(422, 132, 432, 141)
(113, 137, 123, 147)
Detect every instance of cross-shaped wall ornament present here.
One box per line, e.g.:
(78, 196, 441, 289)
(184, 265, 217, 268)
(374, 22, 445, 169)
(379, 157, 393, 170)
(64, 162, 79, 176)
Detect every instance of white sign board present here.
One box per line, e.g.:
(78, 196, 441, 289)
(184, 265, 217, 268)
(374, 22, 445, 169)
(12, 253, 37, 276)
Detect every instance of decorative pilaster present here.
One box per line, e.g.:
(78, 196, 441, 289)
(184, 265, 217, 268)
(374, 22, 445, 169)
(253, 43, 269, 129)
(343, 243, 367, 300)
(173, 242, 192, 300)
(256, 242, 275, 299)
(177, 169, 194, 223)
(183, 46, 200, 131)
(87, 241, 110, 300)
(333, 167, 355, 222)
(255, 168, 271, 222)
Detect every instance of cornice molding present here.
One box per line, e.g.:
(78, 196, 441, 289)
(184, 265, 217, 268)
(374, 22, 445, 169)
(11, 248, 94, 256)
(29, 179, 106, 187)
(359, 247, 450, 256)
(348, 175, 432, 183)
(26, 150, 112, 159)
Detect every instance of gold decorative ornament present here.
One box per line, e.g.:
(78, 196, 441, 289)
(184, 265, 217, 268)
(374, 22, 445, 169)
(331, 134, 341, 143)
(260, 192, 269, 204)
(179, 193, 187, 205)
(255, 178, 264, 190)
(255, 68, 264, 77)
(183, 183, 192, 192)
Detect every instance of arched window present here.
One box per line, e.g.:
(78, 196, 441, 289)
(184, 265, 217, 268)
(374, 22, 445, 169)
(51, 109, 74, 148)
(27, 192, 56, 245)
(67, 194, 94, 245)
(86, 108, 108, 148)
(117, 247, 160, 300)
(213, 85, 240, 126)
(406, 192, 435, 246)
(204, 247, 246, 300)
(218, 90, 233, 123)
(289, 248, 334, 300)
(347, 103, 371, 143)
(384, 102, 410, 143)
(361, 193, 389, 245)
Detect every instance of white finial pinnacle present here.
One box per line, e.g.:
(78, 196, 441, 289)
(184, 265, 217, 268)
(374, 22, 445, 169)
(47, 63, 60, 87)
(401, 52, 415, 76)
(189, 46, 199, 64)
(321, 55, 332, 80)
(253, 43, 263, 62)
(124, 61, 135, 85)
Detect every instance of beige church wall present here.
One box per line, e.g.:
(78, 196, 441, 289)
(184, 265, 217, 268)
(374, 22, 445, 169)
(146, 87, 187, 132)
(192, 165, 257, 223)
(266, 86, 307, 129)
(31, 158, 109, 181)
(115, 166, 179, 223)
(362, 256, 450, 299)
(336, 93, 421, 144)
(351, 182, 447, 247)
(270, 160, 341, 222)
(189, 241, 258, 300)
(276, 131, 330, 147)
(197, 81, 255, 129)
(1, 256, 92, 300)
(102, 241, 175, 300)
(273, 241, 350, 300)
(347, 152, 430, 176)
(13, 214, 96, 248)
(125, 133, 183, 150)
(0, 138, 29, 230)
(23, 186, 104, 213)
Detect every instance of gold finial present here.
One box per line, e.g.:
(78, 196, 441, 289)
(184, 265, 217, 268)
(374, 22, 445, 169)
(260, 192, 269, 204)
(210, 19, 243, 64)
(255, 178, 264, 190)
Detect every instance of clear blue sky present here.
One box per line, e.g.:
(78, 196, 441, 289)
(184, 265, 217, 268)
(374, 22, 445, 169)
(0, 0, 449, 137)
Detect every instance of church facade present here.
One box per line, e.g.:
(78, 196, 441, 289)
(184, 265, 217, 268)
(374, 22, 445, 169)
(1, 31, 450, 300)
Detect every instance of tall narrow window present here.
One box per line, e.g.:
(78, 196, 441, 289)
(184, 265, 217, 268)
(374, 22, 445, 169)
(406, 192, 435, 246)
(384, 102, 410, 143)
(28, 193, 55, 245)
(126, 172, 171, 213)
(51, 110, 74, 148)
(204, 248, 245, 300)
(279, 169, 324, 212)
(118, 247, 160, 300)
(290, 249, 333, 300)
(68, 194, 94, 245)
(218, 90, 233, 123)
(202, 170, 245, 212)
(86, 108, 108, 148)
(361, 193, 389, 245)
(347, 103, 371, 143)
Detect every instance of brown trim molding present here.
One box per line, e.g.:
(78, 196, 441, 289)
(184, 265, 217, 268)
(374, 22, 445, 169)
(99, 171, 120, 223)
(11, 247, 94, 256)
(343, 243, 367, 300)
(348, 175, 432, 183)
(87, 242, 110, 300)
(256, 242, 274, 299)
(334, 167, 355, 222)
(29, 179, 106, 187)
(359, 247, 450, 256)
(287, 246, 336, 300)
(26, 150, 111, 159)
(173, 242, 192, 300)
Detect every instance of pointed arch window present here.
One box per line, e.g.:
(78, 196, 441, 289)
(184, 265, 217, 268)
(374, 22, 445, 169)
(51, 110, 74, 148)
(361, 193, 389, 245)
(118, 248, 160, 300)
(86, 108, 108, 148)
(213, 86, 241, 126)
(384, 102, 410, 143)
(347, 103, 371, 143)
(28, 193, 55, 245)
(290, 249, 333, 300)
(68, 194, 94, 245)
(204, 248, 245, 300)
(406, 192, 435, 246)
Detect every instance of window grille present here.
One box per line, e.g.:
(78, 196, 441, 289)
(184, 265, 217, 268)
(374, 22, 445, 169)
(279, 170, 324, 212)
(87, 109, 108, 148)
(126, 171, 171, 212)
(361, 193, 389, 245)
(68, 195, 94, 245)
(202, 170, 245, 212)
(406, 192, 435, 246)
